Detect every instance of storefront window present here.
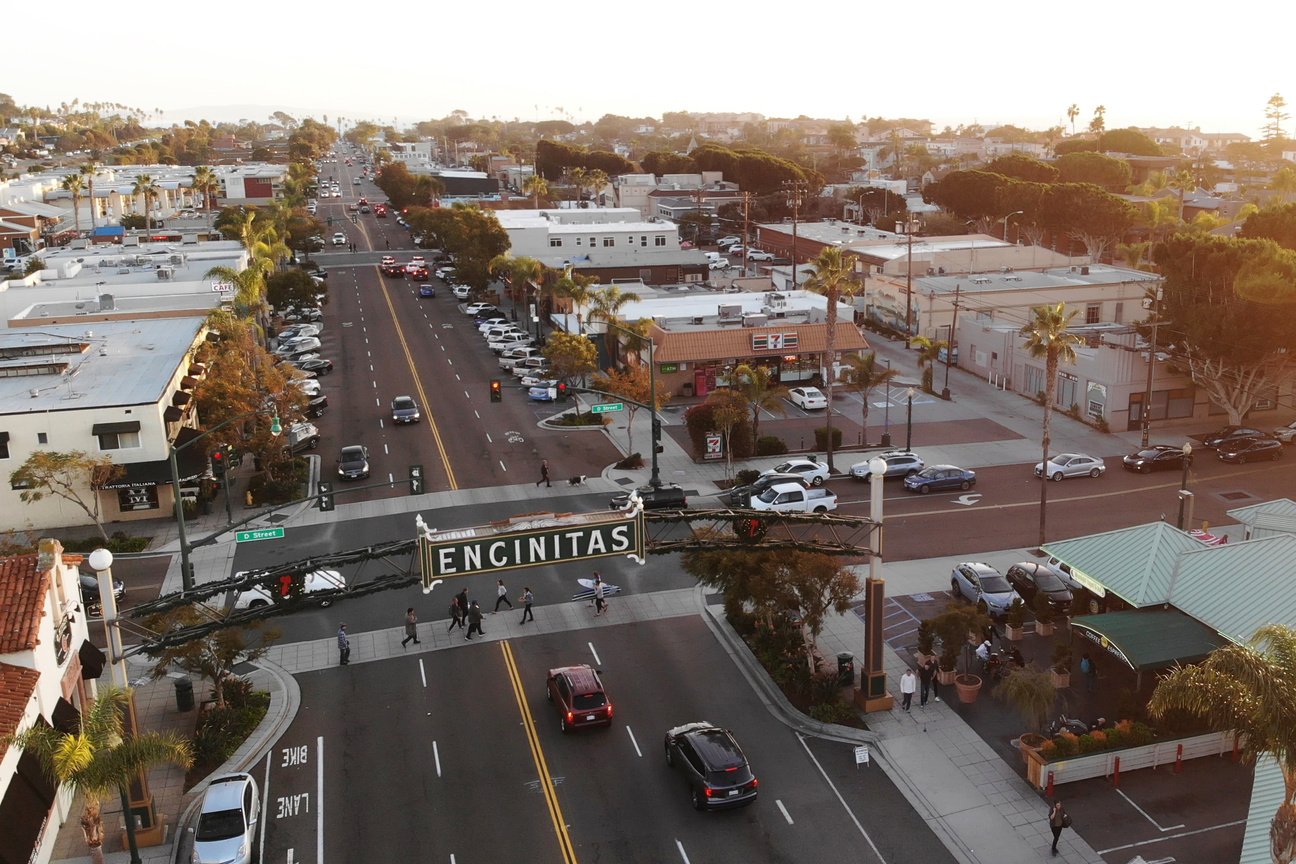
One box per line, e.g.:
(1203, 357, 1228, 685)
(117, 485, 159, 512)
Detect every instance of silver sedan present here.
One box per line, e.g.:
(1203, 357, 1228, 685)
(1034, 453, 1106, 481)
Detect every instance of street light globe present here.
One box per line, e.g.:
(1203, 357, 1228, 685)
(868, 457, 888, 477)
(1181, 442, 1192, 457)
(907, 387, 917, 398)
(270, 415, 282, 437)
(88, 547, 114, 573)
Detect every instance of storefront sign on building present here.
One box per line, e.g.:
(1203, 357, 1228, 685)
(704, 432, 724, 461)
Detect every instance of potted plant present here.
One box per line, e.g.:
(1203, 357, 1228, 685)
(915, 620, 936, 666)
(930, 604, 988, 687)
(995, 665, 1055, 761)
(1004, 598, 1027, 641)
(1033, 591, 1056, 637)
(1051, 640, 1073, 688)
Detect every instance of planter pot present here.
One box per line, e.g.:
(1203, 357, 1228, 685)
(937, 667, 957, 686)
(1004, 624, 1025, 641)
(1051, 670, 1071, 688)
(1018, 732, 1048, 764)
(954, 673, 983, 703)
(1035, 620, 1055, 637)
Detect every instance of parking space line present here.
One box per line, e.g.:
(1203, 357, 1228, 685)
(796, 733, 888, 863)
(1117, 788, 1186, 831)
(316, 736, 324, 864)
(1097, 819, 1246, 855)
(625, 726, 642, 757)
(587, 642, 601, 665)
(775, 799, 794, 824)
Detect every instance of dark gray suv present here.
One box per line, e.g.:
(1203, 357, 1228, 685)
(664, 721, 758, 810)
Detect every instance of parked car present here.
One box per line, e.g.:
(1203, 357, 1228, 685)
(762, 458, 830, 487)
(1122, 444, 1191, 473)
(610, 484, 687, 510)
(1196, 425, 1269, 449)
(464, 302, 496, 316)
(390, 396, 421, 424)
(337, 445, 370, 480)
(1273, 420, 1296, 444)
(289, 378, 321, 397)
(192, 773, 260, 864)
(708, 257, 730, 270)
(664, 721, 758, 811)
(296, 358, 334, 376)
(528, 384, 562, 401)
(1033, 453, 1106, 481)
(1004, 561, 1073, 611)
(849, 450, 924, 481)
(284, 422, 320, 454)
(305, 395, 328, 418)
(545, 665, 613, 732)
(490, 337, 534, 355)
(787, 386, 828, 410)
(950, 562, 1021, 617)
(720, 473, 809, 507)
(231, 569, 345, 609)
(746, 249, 775, 261)
(452, 285, 471, 300)
(716, 235, 741, 247)
(903, 465, 976, 494)
(1218, 436, 1283, 463)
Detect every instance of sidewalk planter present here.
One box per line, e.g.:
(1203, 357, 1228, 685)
(937, 667, 957, 686)
(954, 673, 983, 703)
(1004, 598, 1026, 641)
(1024, 730, 1234, 790)
(1018, 732, 1049, 765)
(1004, 623, 1026, 641)
(1051, 669, 1071, 688)
(1035, 620, 1055, 637)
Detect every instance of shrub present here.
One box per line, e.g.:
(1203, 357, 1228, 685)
(1049, 731, 1079, 759)
(1126, 721, 1156, 746)
(61, 531, 151, 554)
(755, 435, 788, 456)
(916, 620, 935, 656)
(1005, 598, 1026, 629)
(24, 256, 46, 275)
(1102, 727, 1127, 749)
(1051, 641, 1072, 674)
(1077, 731, 1106, 753)
(806, 671, 844, 706)
(1032, 591, 1055, 625)
(189, 692, 270, 781)
(809, 701, 858, 725)
(734, 469, 761, 486)
(813, 426, 842, 451)
(684, 402, 753, 460)
(550, 411, 606, 427)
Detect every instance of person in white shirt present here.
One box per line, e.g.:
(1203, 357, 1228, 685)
(976, 639, 992, 666)
(493, 579, 512, 614)
(899, 668, 917, 711)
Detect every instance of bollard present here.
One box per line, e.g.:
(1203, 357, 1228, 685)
(1111, 756, 1120, 788)
(1174, 743, 1184, 774)
(1045, 770, 1054, 798)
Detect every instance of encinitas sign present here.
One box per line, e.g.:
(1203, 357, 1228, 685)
(416, 510, 645, 589)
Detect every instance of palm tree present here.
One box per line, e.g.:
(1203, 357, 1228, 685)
(1066, 104, 1079, 136)
(838, 352, 899, 446)
(909, 335, 949, 393)
(61, 172, 85, 234)
(1149, 624, 1296, 864)
(1020, 302, 1082, 546)
(131, 174, 157, 226)
(522, 174, 549, 208)
(206, 264, 270, 319)
(191, 165, 219, 223)
(803, 246, 862, 471)
(587, 284, 642, 364)
(80, 160, 100, 230)
(732, 363, 788, 444)
(2, 686, 192, 864)
(552, 265, 599, 335)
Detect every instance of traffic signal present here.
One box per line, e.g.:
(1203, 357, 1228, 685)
(210, 448, 227, 478)
(318, 481, 334, 512)
(489, 379, 502, 402)
(556, 382, 569, 402)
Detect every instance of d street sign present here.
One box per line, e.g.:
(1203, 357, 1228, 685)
(590, 403, 624, 414)
(236, 527, 285, 543)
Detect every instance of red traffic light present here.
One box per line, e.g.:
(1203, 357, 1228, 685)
(489, 379, 502, 402)
(210, 448, 227, 476)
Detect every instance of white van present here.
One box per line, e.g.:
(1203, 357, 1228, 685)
(231, 569, 345, 608)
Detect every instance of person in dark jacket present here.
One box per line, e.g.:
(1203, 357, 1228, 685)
(466, 601, 485, 639)
(447, 596, 464, 632)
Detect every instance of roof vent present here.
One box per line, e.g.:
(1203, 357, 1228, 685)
(29, 388, 39, 398)
(84, 330, 93, 339)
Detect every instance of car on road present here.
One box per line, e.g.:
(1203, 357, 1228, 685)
(1122, 444, 1192, 473)
(232, 569, 345, 609)
(1033, 453, 1106, 481)
(380, 262, 406, 277)
(192, 772, 260, 864)
(720, 472, 810, 506)
(610, 484, 687, 510)
(284, 422, 320, 454)
(418, 283, 435, 298)
(1004, 561, 1073, 611)
(331, 232, 347, 246)
(849, 450, 924, 481)
(903, 464, 976, 494)
(408, 265, 429, 280)
(950, 562, 1021, 616)
(663, 722, 758, 811)
(762, 458, 830, 487)
(296, 358, 333, 376)
(725, 243, 745, 255)
(1218, 436, 1283, 463)
(787, 386, 828, 410)
(1196, 425, 1269, 449)
(337, 445, 370, 480)
(435, 266, 457, 280)
(708, 257, 730, 270)
(1273, 420, 1296, 444)
(545, 665, 613, 732)
(390, 396, 421, 424)
(746, 249, 775, 261)
(717, 235, 741, 247)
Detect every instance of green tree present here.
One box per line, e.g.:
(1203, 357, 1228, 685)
(142, 607, 280, 709)
(995, 666, 1057, 733)
(9, 451, 124, 541)
(587, 284, 643, 362)
(1066, 104, 1079, 136)
(909, 335, 948, 393)
(1, 687, 192, 864)
(838, 352, 899, 446)
(1264, 93, 1291, 141)
(1055, 151, 1131, 191)
(1149, 624, 1296, 864)
(61, 172, 85, 233)
(80, 160, 100, 230)
(552, 265, 599, 335)
(704, 388, 750, 480)
(521, 174, 549, 208)
(1020, 302, 1082, 545)
(803, 245, 860, 472)
(1242, 201, 1296, 249)
(131, 173, 156, 225)
(266, 268, 325, 313)
(542, 331, 598, 390)
(985, 154, 1059, 183)
(1088, 104, 1106, 134)
(1096, 128, 1164, 156)
(731, 363, 788, 444)
(592, 364, 670, 456)
(1039, 183, 1135, 262)
(191, 165, 219, 219)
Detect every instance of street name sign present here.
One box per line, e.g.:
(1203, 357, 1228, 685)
(590, 403, 624, 414)
(236, 527, 285, 543)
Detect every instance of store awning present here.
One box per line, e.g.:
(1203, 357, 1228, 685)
(163, 405, 183, 423)
(91, 421, 140, 436)
(172, 391, 192, 406)
(51, 697, 80, 734)
(99, 427, 207, 488)
(79, 640, 106, 680)
(1070, 608, 1230, 672)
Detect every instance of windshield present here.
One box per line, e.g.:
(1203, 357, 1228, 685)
(1036, 571, 1067, 592)
(756, 487, 780, 503)
(980, 575, 1013, 594)
(195, 809, 244, 842)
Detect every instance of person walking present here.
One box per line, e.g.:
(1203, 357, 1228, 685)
(337, 623, 350, 666)
(536, 459, 551, 488)
(899, 668, 917, 711)
(401, 607, 420, 647)
(466, 601, 485, 639)
(1080, 652, 1097, 691)
(593, 575, 608, 616)
(493, 579, 512, 614)
(519, 587, 534, 623)
(926, 657, 942, 702)
(456, 587, 469, 624)
(1048, 800, 1071, 855)
(918, 656, 935, 707)
(447, 596, 464, 632)
(588, 571, 601, 607)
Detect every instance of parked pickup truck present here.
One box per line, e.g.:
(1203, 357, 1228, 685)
(748, 483, 838, 514)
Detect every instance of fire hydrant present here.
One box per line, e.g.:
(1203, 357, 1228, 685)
(245, 490, 254, 507)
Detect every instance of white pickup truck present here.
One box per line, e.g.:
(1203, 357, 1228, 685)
(749, 483, 838, 514)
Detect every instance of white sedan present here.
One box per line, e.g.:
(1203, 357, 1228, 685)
(1034, 453, 1106, 481)
(762, 458, 830, 487)
(788, 386, 828, 410)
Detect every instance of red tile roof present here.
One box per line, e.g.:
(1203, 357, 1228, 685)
(0, 661, 40, 740)
(0, 555, 48, 653)
(653, 322, 870, 363)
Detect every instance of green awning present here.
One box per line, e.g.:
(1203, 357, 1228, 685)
(1069, 609, 1229, 671)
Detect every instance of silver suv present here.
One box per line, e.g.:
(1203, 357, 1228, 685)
(849, 450, 924, 481)
(949, 562, 1021, 617)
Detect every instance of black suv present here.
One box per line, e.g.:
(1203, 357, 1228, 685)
(610, 483, 686, 511)
(664, 722, 758, 810)
(545, 665, 613, 732)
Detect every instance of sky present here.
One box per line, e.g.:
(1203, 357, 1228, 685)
(16, 0, 1293, 140)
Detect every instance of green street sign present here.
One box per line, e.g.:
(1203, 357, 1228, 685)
(236, 527, 285, 544)
(590, 403, 624, 414)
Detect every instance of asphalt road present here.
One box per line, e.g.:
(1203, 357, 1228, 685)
(256, 617, 957, 864)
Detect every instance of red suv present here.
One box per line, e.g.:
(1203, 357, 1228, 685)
(545, 665, 613, 732)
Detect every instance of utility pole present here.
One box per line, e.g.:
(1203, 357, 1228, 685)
(903, 218, 919, 339)
(1140, 287, 1163, 448)
(942, 283, 960, 400)
(782, 179, 808, 286)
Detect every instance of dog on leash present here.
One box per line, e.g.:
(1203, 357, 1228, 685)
(567, 474, 587, 487)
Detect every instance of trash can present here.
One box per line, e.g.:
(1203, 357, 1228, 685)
(837, 652, 855, 688)
(174, 678, 194, 712)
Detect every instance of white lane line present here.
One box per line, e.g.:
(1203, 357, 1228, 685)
(317, 736, 324, 864)
(796, 733, 888, 864)
(378, 419, 384, 429)
(625, 726, 642, 758)
(588, 642, 601, 665)
(1096, 819, 1247, 854)
(674, 840, 691, 863)
(474, 410, 481, 419)
(375, 397, 381, 407)
(419, 658, 427, 688)
(387, 473, 394, 484)
(369, 365, 374, 372)
(447, 358, 453, 365)
(776, 799, 794, 825)
(383, 443, 389, 455)
(1117, 788, 1186, 831)
(499, 460, 508, 472)
(485, 433, 493, 444)
(463, 390, 470, 399)
(434, 741, 442, 778)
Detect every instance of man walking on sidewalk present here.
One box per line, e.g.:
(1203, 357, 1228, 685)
(494, 579, 512, 614)
(466, 601, 485, 639)
(899, 668, 917, 711)
(519, 587, 535, 623)
(447, 596, 464, 632)
(593, 575, 608, 616)
(337, 623, 350, 665)
(401, 607, 420, 647)
(536, 459, 551, 488)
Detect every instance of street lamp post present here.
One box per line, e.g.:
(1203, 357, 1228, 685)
(170, 411, 281, 592)
(602, 319, 662, 489)
(1176, 443, 1193, 529)
(905, 387, 916, 451)
(881, 359, 893, 447)
(1140, 288, 1163, 449)
(1001, 210, 1023, 244)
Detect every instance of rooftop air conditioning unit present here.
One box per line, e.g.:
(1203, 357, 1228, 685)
(1080, 266, 1090, 275)
(98, 294, 114, 310)
(691, 316, 704, 325)
(742, 313, 768, 327)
